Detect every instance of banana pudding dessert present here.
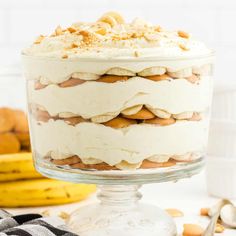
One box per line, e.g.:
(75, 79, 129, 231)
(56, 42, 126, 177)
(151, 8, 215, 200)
(23, 12, 213, 171)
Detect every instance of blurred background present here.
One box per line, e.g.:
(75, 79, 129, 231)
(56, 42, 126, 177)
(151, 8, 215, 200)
(0, 1, 236, 233)
(0, 0, 235, 180)
(0, 0, 235, 85)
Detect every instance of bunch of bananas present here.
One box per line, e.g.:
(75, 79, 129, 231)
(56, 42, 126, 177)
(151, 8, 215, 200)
(0, 152, 96, 207)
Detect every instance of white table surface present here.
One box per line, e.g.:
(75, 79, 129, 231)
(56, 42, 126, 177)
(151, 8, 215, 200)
(7, 171, 235, 235)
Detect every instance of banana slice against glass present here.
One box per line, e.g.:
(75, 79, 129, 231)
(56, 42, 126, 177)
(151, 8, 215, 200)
(147, 155, 171, 163)
(167, 68, 192, 78)
(121, 105, 143, 116)
(71, 72, 100, 81)
(145, 106, 171, 119)
(138, 66, 166, 76)
(173, 111, 194, 120)
(106, 67, 136, 76)
(192, 64, 212, 76)
(91, 111, 119, 123)
(172, 152, 193, 161)
(115, 161, 142, 170)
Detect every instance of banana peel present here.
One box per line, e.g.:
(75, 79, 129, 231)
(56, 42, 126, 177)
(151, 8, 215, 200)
(0, 152, 42, 181)
(0, 152, 96, 207)
(0, 178, 96, 207)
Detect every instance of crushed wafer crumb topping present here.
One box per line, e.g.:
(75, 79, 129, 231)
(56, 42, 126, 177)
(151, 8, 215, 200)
(24, 11, 210, 59)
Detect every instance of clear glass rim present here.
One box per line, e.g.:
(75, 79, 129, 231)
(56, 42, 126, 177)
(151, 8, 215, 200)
(35, 156, 205, 185)
(21, 50, 215, 63)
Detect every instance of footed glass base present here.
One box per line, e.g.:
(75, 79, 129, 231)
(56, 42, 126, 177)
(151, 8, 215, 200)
(68, 185, 177, 236)
(35, 156, 205, 185)
(35, 156, 204, 235)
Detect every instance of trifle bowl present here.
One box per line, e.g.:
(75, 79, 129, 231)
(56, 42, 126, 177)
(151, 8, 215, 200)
(22, 12, 214, 236)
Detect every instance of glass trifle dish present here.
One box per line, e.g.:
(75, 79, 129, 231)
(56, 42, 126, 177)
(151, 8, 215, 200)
(22, 12, 214, 236)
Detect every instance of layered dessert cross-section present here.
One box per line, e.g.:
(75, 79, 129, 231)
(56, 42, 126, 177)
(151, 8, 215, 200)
(23, 12, 213, 170)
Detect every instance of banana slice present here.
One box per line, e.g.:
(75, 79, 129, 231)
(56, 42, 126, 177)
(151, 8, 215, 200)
(121, 105, 143, 116)
(167, 68, 192, 78)
(98, 15, 117, 27)
(186, 74, 199, 84)
(188, 112, 202, 121)
(64, 117, 86, 126)
(35, 109, 51, 122)
(122, 107, 155, 120)
(50, 151, 72, 160)
(145, 106, 171, 119)
(35, 81, 47, 90)
(91, 111, 119, 123)
(190, 152, 202, 160)
(39, 76, 50, 85)
(115, 161, 142, 170)
(59, 112, 78, 118)
(147, 155, 171, 163)
(138, 66, 166, 76)
(172, 152, 192, 161)
(106, 67, 135, 76)
(34, 104, 47, 111)
(82, 158, 103, 165)
(71, 72, 100, 81)
(193, 64, 212, 75)
(99, 11, 124, 24)
(173, 111, 193, 120)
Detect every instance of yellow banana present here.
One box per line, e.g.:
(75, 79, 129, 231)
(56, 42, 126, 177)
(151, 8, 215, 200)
(0, 152, 42, 181)
(0, 178, 96, 207)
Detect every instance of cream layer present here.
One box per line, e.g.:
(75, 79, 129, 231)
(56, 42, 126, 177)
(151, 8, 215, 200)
(31, 119, 208, 166)
(29, 77, 212, 118)
(22, 55, 213, 84)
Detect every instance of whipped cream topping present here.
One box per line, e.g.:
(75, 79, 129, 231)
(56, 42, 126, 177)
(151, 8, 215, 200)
(31, 119, 208, 165)
(23, 56, 213, 84)
(23, 12, 211, 59)
(29, 76, 212, 118)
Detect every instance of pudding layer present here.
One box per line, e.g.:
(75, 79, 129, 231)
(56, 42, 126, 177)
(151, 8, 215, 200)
(22, 57, 213, 85)
(29, 77, 212, 119)
(31, 118, 208, 166)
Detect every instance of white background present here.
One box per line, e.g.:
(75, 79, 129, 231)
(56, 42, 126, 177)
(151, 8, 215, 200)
(0, 0, 236, 84)
(1, 1, 236, 234)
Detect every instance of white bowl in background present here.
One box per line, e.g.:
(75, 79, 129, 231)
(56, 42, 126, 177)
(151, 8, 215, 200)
(207, 119, 236, 198)
(211, 82, 236, 120)
(206, 157, 236, 199)
(208, 119, 236, 157)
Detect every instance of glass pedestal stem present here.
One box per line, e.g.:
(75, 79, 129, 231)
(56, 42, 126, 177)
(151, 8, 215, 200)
(68, 184, 177, 236)
(98, 184, 142, 206)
